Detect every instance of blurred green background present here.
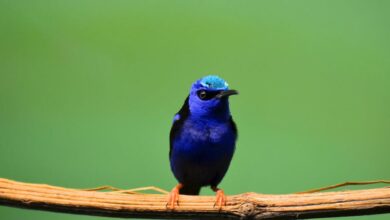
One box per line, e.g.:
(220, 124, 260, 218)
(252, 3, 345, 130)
(1, 0, 389, 219)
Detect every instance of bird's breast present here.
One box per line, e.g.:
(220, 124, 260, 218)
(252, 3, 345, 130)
(170, 116, 236, 184)
(187, 120, 229, 141)
(174, 118, 236, 155)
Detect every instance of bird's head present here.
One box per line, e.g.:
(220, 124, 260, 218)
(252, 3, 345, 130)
(188, 75, 238, 119)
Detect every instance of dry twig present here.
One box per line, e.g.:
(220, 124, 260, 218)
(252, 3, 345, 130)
(1, 178, 390, 219)
(296, 180, 390, 194)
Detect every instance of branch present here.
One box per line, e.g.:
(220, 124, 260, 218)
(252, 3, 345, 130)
(0, 178, 390, 219)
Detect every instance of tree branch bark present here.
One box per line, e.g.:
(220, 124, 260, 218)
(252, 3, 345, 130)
(0, 178, 389, 219)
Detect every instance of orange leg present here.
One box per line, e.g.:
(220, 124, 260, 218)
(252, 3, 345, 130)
(211, 186, 226, 210)
(167, 183, 183, 209)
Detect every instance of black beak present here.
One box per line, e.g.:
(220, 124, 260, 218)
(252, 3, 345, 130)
(216, 89, 239, 98)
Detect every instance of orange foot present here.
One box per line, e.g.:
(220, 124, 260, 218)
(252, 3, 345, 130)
(211, 186, 226, 210)
(167, 183, 183, 209)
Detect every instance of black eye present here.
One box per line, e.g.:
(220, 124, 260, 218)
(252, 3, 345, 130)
(198, 90, 207, 100)
(197, 90, 219, 100)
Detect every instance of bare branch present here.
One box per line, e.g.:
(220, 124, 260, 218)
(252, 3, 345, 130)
(1, 178, 390, 219)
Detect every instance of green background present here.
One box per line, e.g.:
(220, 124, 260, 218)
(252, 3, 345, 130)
(1, 1, 389, 219)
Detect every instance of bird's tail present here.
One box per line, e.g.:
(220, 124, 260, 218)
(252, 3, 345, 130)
(180, 185, 201, 195)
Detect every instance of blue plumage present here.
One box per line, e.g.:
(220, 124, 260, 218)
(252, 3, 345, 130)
(168, 75, 238, 208)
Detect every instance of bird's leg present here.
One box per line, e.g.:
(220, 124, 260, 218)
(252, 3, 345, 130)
(211, 186, 226, 209)
(167, 183, 183, 209)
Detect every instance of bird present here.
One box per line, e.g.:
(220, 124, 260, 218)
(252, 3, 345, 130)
(168, 75, 238, 209)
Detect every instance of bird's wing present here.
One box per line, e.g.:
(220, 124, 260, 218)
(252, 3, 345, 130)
(169, 96, 190, 158)
(229, 116, 238, 141)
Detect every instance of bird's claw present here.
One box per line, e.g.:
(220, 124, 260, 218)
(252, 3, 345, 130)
(213, 189, 226, 210)
(166, 187, 180, 209)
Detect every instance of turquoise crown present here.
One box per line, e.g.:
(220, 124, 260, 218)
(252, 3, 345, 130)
(199, 75, 229, 90)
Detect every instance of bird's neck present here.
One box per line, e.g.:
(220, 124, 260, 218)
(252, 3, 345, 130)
(189, 100, 231, 122)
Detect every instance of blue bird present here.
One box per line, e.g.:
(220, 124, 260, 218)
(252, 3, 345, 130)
(168, 75, 238, 209)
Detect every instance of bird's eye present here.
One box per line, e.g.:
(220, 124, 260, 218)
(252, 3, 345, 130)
(197, 90, 219, 100)
(198, 90, 207, 100)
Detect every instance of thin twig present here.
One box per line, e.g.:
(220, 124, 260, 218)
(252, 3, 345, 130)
(83, 185, 169, 194)
(296, 180, 390, 194)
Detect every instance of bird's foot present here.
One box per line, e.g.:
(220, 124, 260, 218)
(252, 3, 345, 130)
(212, 186, 226, 210)
(166, 183, 183, 209)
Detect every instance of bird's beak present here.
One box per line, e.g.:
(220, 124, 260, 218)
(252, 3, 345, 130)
(216, 89, 239, 98)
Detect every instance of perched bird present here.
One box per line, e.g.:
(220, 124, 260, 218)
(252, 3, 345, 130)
(168, 75, 238, 209)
